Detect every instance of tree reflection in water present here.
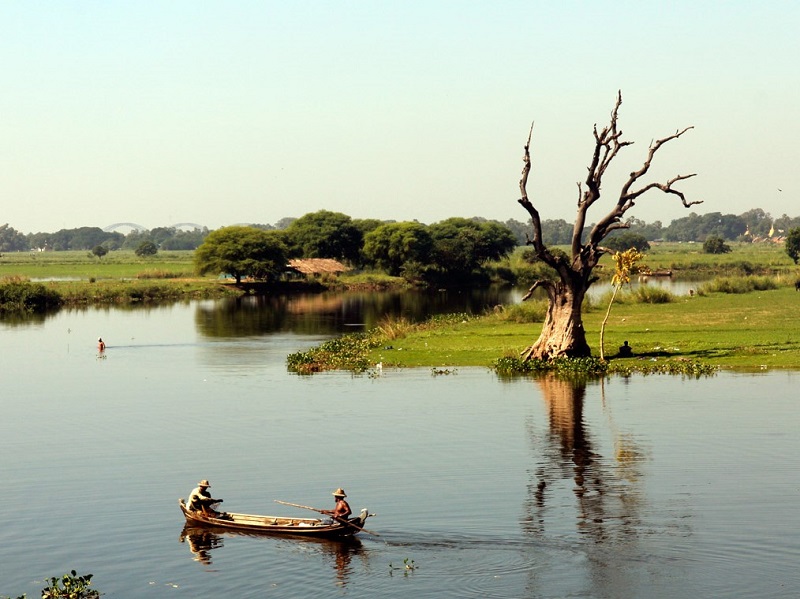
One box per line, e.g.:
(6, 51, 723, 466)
(194, 288, 519, 337)
(524, 375, 649, 544)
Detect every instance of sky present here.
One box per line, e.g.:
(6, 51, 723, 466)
(1, 1, 798, 234)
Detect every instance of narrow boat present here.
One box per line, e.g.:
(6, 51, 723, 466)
(178, 499, 372, 538)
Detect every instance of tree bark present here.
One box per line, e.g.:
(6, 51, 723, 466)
(521, 282, 590, 360)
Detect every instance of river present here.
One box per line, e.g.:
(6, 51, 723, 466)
(1, 292, 798, 598)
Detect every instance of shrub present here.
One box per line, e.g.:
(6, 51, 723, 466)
(0, 279, 62, 313)
(701, 275, 778, 294)
(286, 332, 381, 374)
(1, 570, 101, 599)
(492, 355, 608, 377)
(135, 269, 184, 279)
(134, 241, 158, 257)
(632, 286, 675, 304)
(703, 236, 731, 254)
(494, 300, 548, 323)
(376, 316, 414, 340)
(605, 232, 651, 252)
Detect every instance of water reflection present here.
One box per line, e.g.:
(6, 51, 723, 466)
(194, 288, 518, 337)
(525, 376, 648, 543)
(180, 525, 224, 565)
(178, 525, 366, 586)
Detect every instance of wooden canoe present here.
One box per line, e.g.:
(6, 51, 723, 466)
(178, 499, 371, 538)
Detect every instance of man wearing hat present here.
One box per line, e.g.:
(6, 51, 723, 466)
(187, 479, 223, 516)
(322, 488, 352, 521)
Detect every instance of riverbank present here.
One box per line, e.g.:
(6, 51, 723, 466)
(357, 282, 800, 372)
(4, 246, 800, 372)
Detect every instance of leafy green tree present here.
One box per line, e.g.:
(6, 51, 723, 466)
(664, 212, 745, 242)
(135, 241, 158, 257)
(605, 231, 651, 252)
(91, 245, 108, 258)
(541, 218, 583, 245)
(0, 224, 28, 252)
(159, 228, 208, 250)
(773, 214, 800, 237)
(625, 216, 664, 240)
(428, 218, 517, 282)
(194, 226, 288, 284)
(285, 210, 362, 263)
(503, 218, 530, 246)
(785, 227, 800, 264)
(703, 235, 731, 254)
(363, 222, 433, 276)
(274, 217, 297, 230)
(739, 208, 772, 238)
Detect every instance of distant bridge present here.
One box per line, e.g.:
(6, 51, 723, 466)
(103, 222, 148, 232)
(103, 222, 205, 233)
(170, 222, 205, 231)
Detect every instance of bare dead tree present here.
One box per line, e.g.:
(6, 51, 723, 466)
(517, 91, 701, 361)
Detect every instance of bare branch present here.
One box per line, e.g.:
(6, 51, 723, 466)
(619, 126, 696, 200)
(520, 279, 547, 302)
(622, 173, 702, 208)
(518, 121, 534, 201)
(589, 117, 701, 245)
(517, 122, 551, 261)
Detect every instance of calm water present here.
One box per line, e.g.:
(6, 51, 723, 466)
(1, 295, 798, 598)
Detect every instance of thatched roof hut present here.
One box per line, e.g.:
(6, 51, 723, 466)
(287, 258, 349, 277)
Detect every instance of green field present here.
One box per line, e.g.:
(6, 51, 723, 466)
(366, 284, 800, 371)
(0, 249, 197, 279)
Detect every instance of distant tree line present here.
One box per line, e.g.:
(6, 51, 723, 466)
(0, 224, 212, 253)
(504, 208, 800, 246)
(0, 208, 800, 258)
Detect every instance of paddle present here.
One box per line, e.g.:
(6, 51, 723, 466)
(274, 500, 380, 536)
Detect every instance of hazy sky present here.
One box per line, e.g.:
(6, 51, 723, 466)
(2, 1, 797, 234)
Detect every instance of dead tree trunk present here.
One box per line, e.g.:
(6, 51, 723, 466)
(517, 92, 701, 362)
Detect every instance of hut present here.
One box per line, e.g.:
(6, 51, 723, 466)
(286, 258, 349, 279)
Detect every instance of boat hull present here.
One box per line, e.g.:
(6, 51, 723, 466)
(179, 499, 368, 538)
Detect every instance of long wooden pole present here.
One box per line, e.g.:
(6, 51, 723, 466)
(274, 500, 320, 512)
(274, 500, 380, 536)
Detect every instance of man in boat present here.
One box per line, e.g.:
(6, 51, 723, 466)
(322, 488, 352, 521)
(187, 479, 224, 517)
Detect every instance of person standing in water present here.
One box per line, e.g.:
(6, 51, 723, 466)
(97, 337, 106, 352)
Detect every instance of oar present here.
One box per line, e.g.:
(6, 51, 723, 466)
(274, 500, 380, 536)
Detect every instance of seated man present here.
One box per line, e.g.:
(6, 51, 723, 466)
(187, 479, 223, 516)
(618, 340, 633, 357)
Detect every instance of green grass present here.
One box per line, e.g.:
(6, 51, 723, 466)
(0, 250, 196, 279)
(366, 284, 800, 372)
(619, 241, 796, 275)
(502, 241, 798, 281)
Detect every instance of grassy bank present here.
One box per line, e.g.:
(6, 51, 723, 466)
(0, 250, 241, 307)
(362, 282, 800, 372)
